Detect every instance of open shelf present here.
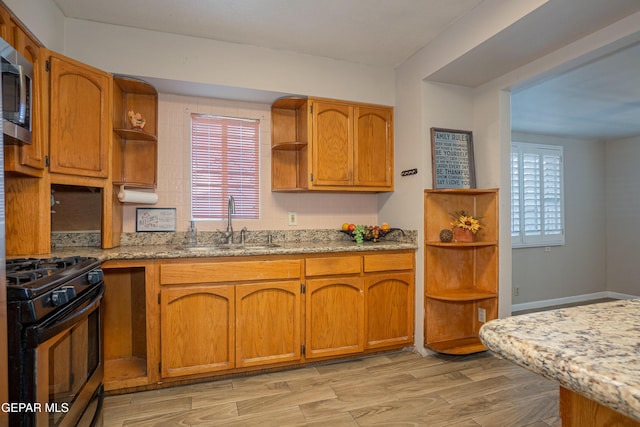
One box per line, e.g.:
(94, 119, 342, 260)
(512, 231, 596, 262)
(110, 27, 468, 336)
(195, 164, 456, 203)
(103, 357, 148, 391)
(424, 189, 499, 355)
(271, 96, 309, 191)
(426, 337, 486, 355)
(426, 240, 497, 247)
(112, 76, 158, 189)
(426, 291, 497, 301)
(272, 141, 307, 151)
(113, 128, 158, 142)
(103, 265, 149, 391)
(113, 75, 158, 95)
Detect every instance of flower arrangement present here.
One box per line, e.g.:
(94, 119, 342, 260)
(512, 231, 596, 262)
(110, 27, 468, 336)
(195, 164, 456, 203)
(450, 210, 481, 234)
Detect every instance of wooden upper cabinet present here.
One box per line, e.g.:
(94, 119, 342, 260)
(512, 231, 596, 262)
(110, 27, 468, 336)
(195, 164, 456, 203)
(14, 26, 46, 172)
(354, 106, 393, 188)
(271, 96, 394, 192)
(310, 100, 353, 187)
(0, 6, 14, 45)
(1, 9, 47, 175)
(47, 51, 112, 179)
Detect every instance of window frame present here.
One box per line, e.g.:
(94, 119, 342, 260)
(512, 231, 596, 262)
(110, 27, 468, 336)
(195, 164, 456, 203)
(190, 113, 260, 221)
(511, 141, 565, 248)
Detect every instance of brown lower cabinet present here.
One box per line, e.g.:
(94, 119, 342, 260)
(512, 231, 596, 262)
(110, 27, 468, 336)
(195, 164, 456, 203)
(161, 284, 235, 377)
(102, 250, 414, 394)
(306, 276, 365, 358)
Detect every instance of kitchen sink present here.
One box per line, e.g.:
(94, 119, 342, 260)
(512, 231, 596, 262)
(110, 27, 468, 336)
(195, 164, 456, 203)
(177, 243, 280, 251)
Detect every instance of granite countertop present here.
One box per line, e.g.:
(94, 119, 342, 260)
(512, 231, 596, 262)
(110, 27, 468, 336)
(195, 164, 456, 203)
(479, 299, 640, 422)
(49, 239, 417, 262)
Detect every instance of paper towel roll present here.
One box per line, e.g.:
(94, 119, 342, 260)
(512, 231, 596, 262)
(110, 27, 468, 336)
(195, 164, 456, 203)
(118, 189, 158, 204)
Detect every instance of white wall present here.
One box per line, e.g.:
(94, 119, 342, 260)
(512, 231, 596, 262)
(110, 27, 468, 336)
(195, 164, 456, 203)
(382, 1, 548, 350)
(61, 19, 395, 107)
(605, 136, 640, 295)
(4, 0, 64, 51)
(511, 133, 607, 303)
(466, 10, 640, 313)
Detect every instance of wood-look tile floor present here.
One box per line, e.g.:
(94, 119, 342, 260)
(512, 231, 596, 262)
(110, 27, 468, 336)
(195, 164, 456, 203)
(103, 351, 560, 427)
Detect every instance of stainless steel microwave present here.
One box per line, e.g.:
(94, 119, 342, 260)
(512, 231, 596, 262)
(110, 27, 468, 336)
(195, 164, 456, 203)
(0, 37, 32, 145)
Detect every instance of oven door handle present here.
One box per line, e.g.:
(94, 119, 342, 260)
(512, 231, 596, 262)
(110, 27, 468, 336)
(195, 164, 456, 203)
(27, 284, 105, 346)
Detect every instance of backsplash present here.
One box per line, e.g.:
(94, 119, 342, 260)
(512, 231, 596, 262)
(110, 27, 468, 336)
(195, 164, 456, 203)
(51, 229, 416, 248)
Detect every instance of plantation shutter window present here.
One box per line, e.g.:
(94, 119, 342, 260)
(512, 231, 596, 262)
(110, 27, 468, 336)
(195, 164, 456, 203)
(191, 114, 260, 220)
(511, 142, 564, 247)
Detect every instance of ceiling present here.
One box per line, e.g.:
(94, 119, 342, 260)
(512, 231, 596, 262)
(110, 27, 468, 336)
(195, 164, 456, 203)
(52, 0, 640, 139)
(51, 0, 482, 68)
(511, 41, 640, 140)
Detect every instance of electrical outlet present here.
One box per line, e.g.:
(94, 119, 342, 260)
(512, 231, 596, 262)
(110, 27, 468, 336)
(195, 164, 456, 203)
(478, 307, 486, 323)
(288, 212, 297, 226)
(514, 287, 520, 297)
(545, 246, 551, 252)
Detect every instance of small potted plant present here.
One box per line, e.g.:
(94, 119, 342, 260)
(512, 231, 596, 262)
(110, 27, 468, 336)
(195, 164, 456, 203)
(450, 210, 481, 242)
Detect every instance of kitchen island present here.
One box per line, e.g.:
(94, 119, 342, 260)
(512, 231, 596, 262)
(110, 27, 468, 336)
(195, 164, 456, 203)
(479, 299, 640, 427)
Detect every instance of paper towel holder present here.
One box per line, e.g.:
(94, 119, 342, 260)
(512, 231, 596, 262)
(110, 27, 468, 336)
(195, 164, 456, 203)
(117, 185, 159, 204)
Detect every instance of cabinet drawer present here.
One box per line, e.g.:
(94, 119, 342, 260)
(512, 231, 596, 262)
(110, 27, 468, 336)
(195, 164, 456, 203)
(160, 259, 301, 284)
(305, 256, 361, 276)
(364, 253, 414, 272)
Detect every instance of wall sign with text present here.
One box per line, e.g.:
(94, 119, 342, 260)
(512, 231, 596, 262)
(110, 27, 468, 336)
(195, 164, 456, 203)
(136, 208, 177, 232)
(430, 127, 476, 189)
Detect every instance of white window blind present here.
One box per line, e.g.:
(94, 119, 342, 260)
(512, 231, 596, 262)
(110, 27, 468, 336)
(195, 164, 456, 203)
(511, 142, 564, 247)
(191, 114, 260, 220)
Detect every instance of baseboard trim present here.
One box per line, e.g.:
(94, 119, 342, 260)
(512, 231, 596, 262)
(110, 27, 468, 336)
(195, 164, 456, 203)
(511, 291, 637, 313)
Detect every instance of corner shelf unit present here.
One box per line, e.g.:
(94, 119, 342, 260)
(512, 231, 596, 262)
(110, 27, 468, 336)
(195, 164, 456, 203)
(112, 75, 158, 188)
(271, 96, 309, 191)
(424, 188, 499, 355)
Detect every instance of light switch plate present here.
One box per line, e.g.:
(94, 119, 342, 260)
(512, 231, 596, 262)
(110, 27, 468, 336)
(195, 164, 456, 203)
(288, 212, 297, 226)
(478, 308, 486, 323)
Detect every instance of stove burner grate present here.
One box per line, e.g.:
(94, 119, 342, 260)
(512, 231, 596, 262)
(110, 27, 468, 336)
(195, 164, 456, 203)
(6, 256, 90, 284)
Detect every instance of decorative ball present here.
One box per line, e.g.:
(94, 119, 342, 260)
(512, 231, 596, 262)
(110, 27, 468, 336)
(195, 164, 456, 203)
(439, 229, 453, 243)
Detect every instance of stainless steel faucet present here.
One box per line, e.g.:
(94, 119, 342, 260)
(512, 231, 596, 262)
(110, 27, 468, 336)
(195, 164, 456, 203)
(224, 196, 235, 244)
(187, 220, 197, 245)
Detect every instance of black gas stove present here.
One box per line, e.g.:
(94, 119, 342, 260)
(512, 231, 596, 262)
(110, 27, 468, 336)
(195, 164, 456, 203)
(6, 255, 105, 426)
(6, 256, 103, 323)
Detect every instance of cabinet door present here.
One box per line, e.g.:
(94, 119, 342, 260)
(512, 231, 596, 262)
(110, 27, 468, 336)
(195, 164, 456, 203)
(160, 285, 234, 378)
(305, 277, 364, 358)
(14, 27, 46, 171)
(310, 100, 353, 187)
(354, 106, 393, 188)
(2, 18, 46, 175)
(0, 6, 14, 44)
(235, 281, 302, 368)
(48, 52, 111, 178)
(365, 272, 414, 349)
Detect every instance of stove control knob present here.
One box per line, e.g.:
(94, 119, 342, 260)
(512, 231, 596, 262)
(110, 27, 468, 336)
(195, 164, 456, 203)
(62, 286, 77, 300)
(51, 290, 69, 306)
(87, 269, 104, 285)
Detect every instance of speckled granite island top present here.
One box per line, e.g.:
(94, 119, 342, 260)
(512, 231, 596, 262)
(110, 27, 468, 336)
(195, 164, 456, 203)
(479, 299, 640, 422)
